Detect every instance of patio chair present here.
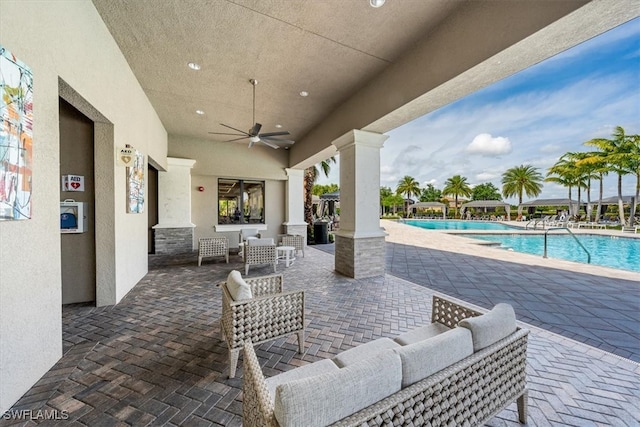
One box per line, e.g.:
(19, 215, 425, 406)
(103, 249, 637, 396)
(219, 271, 305, 378)
(244, 238, 277, 275)
(281, 234, 305, 258)
(197, 237, 229, 266)
(239, 229, 261, 259)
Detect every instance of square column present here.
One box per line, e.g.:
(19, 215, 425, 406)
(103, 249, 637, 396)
(332, 130, 388, 278)
(283, 168, 307, 240)
(153, 157, 196, 254)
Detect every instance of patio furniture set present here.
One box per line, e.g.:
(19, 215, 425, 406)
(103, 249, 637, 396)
(197, 231, 305, 273)
(218, 266, 530, 427)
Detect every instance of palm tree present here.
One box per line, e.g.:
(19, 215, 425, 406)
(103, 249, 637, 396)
(567, 151, 599, 221)
(304, 157, 336, 238)
(396, 176, 421, 217)
(442, 175, 472, 218)
(501, 165, 543, 218)
(583, 126, 637, 225)
(546, 155, 587, 218)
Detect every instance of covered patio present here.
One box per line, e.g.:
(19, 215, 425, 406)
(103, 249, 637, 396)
(6, 230, 638, 425)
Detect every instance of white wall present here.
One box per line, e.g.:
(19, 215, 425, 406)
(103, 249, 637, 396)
(169, 135, 288, 248)
(0, 1, 167, 412)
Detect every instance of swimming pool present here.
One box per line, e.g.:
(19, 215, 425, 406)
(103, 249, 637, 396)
(402, 219, 517, 231)
(469, 234, 640, 272)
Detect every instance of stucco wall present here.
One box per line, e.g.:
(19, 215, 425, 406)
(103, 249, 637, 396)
(0, 1, 167, 412)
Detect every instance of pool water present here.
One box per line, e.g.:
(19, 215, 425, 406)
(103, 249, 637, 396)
(403, 219, 517, 231)
(470, 234, 640, 272)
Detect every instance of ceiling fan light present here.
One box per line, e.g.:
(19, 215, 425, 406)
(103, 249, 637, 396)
(370, 0, 385, 7)
(250, 136, 261, 143)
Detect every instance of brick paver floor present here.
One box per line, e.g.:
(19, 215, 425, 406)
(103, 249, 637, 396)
(2, 237, 639, 425)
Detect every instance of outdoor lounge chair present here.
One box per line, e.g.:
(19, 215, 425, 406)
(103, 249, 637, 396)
(244, 238, 277, 275)
(281, 234, 305, 258)
(197, 237, 229, 266)
(219, 271, 305, 378)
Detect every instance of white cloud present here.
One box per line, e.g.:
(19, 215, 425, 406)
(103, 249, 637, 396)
(466, 133, 512, 156)
(476, 172, 500, 181)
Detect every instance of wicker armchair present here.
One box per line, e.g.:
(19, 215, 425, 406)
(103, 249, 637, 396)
(244, 238, 277, 275)
(198, 237, 229, 266)
(281, 234, 305, 258)
(220, 273, 305, 378)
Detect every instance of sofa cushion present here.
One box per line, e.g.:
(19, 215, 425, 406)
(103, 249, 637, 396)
(265, 359, 340, 399)
(332, 337, 400, 368)
(394, 322, 451, 345)
(274, 349, 402, 427)
(458, 303, 516, 351)
(394, 327, 473, 388)
(225, 270, 252, 301)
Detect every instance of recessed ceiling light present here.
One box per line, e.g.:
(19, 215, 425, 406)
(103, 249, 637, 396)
(299, 91, 309, 97)
(195, 110, 205, 115)
(275, 124, 283, 128)
(187, 62, 201, 70)
(370, 0, 385, 7)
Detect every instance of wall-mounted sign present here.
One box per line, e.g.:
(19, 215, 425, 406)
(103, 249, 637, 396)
(117, 146, 136, 167)
(61, 175, 85, 192)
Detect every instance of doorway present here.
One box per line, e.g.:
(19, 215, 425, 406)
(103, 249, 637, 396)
(59, 98, 96, 304)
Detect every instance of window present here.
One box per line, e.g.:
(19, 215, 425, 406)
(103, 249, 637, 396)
(218, 179, 265, 224)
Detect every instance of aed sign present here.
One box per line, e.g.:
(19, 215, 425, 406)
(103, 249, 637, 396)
(117, 146, 136, 167)
(62, 175, 85, 192)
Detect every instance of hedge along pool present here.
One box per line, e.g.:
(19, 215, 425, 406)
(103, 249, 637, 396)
(468, 234, 640, 272)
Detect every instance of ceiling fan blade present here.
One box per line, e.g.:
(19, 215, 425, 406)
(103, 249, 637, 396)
(259, 131, 290, 138)
(261, 137, 295, 144)
(225, 136, 250, 142)
(259, 139, 280, 149)
(208, 131, 246, 136)
(249, 123, 262, 136)
(219, 123, 250, 135)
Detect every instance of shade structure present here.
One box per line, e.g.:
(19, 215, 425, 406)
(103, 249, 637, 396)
(411, 202, 447, 219)
(518, 198, 586, 218)
(319, 191, 340, 217)
(460, 200, 511, 220)
(595, 195, 634, 204)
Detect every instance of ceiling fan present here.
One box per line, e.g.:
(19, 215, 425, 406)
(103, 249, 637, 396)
(209, 79, 294, 149)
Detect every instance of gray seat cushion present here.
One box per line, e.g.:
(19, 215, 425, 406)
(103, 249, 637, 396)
(458, 303, 517, 351)
(394, 322, 450, 345)
(274, 349, 402, 427)
(332, 337, 400, 368)
(394, 327, 473, 388)
(265, 359, 339, 399)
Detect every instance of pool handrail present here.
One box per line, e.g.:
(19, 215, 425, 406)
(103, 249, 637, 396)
(544, 227, 591, 264)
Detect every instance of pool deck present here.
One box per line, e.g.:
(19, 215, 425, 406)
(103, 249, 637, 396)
(380, 220, 640, 361)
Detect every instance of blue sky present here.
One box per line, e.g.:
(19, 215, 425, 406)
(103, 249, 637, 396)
(317, 18, 639, 204)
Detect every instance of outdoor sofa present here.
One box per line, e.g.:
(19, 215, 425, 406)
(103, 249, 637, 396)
(243, 295, 529, 427)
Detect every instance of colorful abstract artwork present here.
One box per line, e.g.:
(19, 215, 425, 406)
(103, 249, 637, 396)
(0, 45, 33, 220)
(126, 149, 145, 213)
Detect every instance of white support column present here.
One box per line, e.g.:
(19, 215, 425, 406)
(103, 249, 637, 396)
(153, 157, 196, 253)
(283, 168, 308, 240)
(332, 130, 389, 278)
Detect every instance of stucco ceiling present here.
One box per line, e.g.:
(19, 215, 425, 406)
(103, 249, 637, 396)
(91, 0, 638, 167)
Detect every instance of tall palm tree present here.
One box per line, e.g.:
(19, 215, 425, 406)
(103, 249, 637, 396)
(304, 157, 336, 237)
(442, 175, 472, 219)
(546, 155, 587, 218)
(583, 126, 637, 225)
(396, 176, 421, 217)
(501, 165, 543, 218)
(567, 151, 600, 221)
